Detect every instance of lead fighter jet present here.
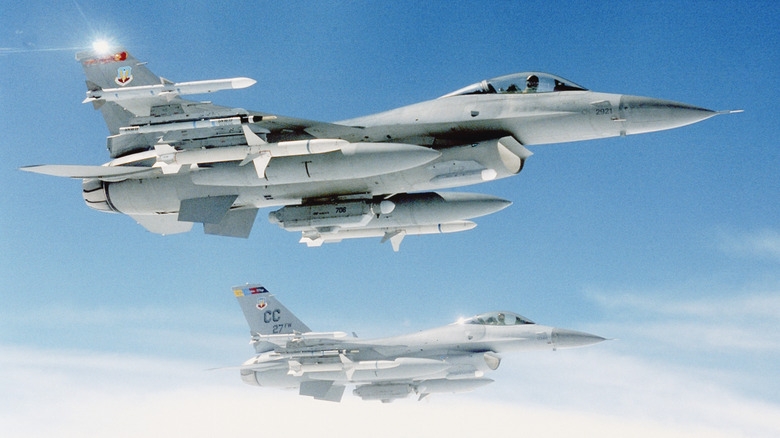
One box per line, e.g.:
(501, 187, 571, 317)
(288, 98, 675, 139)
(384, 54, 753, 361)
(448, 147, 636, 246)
(233, 284, 605, 402)
(22, 46, 739, 250)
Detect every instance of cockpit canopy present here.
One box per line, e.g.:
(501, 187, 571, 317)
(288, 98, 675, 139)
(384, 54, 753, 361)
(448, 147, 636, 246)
(460, 311, 535, 326)
(440, 72, 587, 98)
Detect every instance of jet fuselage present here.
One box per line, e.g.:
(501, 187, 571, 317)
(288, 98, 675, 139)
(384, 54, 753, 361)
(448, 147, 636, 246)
(24, 49, 733, 247)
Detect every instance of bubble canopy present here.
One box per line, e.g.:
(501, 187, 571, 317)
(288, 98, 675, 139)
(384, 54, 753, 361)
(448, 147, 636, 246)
(441, 72, 587, 98)
(460, 311, 535, 326)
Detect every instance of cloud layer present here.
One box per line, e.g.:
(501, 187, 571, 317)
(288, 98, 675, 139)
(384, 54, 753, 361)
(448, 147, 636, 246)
(2, 343, 778, 438)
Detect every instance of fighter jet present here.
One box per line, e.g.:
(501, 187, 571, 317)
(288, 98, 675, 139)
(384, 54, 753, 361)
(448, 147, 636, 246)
(22, 45, 739, 250)
(233, 284, 605, 402)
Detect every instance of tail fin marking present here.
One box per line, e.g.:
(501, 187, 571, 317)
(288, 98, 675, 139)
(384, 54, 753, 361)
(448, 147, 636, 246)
(233, 284, 311, 336)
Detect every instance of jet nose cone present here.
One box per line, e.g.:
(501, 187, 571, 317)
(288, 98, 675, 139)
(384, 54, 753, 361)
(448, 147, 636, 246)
(620, 95, 717, 134)
(551, 328, 606, 349)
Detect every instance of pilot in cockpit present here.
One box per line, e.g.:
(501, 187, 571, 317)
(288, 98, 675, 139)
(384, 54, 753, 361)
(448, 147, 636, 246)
(524, 74, 539, 93)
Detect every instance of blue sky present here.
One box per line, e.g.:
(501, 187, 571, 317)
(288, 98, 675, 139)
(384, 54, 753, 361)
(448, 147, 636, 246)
(1, 1, 778, 436)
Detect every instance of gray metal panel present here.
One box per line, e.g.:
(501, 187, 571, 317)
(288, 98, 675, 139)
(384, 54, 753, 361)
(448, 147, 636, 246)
(299, 381, 345, 402)
(178, 195, 237, 224)
(234, 287, 312, 336)
(204, 208, 258, 238)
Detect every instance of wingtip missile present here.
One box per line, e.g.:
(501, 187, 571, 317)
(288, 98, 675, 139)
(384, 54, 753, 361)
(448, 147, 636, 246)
(230, 77, 257, 89)
(83, 77, 258, 103)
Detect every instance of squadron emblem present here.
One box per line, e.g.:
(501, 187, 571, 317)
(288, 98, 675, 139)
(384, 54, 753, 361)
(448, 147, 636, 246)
(115, 66, 133, 86)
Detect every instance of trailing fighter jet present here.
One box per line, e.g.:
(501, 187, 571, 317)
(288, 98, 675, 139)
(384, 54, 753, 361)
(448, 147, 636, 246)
(22, 45, 739, 250)
(233, 284, 605, 402)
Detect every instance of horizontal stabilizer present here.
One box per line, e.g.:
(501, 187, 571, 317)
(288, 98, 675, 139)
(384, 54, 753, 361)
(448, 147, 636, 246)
(178, 195, 238, 224)
(129, 214, 194, 235)
(20, 164, 152, 179)
(204, 208, 258, 238)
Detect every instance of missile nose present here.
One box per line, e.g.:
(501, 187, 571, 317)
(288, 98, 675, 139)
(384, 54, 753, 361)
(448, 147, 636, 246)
(435, 192, 512, 219)
(619, 95, 718, 134)
(230, 77, 257, 89)
(551, 328, 606, 349)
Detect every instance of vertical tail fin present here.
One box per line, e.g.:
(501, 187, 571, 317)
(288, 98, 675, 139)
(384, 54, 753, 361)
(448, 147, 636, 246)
(75, 47, 164, 135)
(76, 47, 162, 90)
(233, 284, 311, 336)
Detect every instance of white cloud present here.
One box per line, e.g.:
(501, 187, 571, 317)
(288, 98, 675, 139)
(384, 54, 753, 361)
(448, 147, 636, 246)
(490, 349, 780, 437)
(717, 228, 780, 262)
(1, 304, 240, 329)
(1, 345, 779, 438)
(585, 284, 780, 354)
(589, 288, 780, 320)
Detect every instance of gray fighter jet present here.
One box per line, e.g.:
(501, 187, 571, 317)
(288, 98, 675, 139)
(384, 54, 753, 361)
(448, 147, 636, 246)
(233, 284, 605, 402)
(22, 46, 739, 249)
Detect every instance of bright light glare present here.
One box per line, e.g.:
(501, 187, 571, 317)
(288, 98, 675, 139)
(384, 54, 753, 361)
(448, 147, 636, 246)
(92, 40, 111, 54)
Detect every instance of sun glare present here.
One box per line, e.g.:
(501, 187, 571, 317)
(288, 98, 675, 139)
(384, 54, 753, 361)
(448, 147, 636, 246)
(92, 40, 111, 55)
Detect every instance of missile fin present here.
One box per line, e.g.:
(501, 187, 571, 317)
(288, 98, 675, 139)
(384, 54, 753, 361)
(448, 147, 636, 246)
(238, 153, 259, 167)
(380, 229, 402, 244)
(242, 123, 266, 146)
(153, 143, 177, 155)
(382, 230, 406, 252)
(156, 163, 182, 174)
(288, 360, 303, 377)
(300, 235, 325, 247)
(252, 152, 272, 178)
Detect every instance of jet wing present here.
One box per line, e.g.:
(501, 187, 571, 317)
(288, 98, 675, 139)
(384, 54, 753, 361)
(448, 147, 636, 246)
(19, 164, 155, 180)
